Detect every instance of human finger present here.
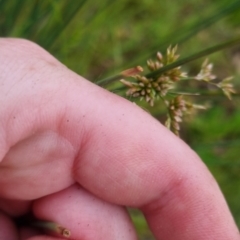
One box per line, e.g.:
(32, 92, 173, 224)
(32, 184, 137, 240)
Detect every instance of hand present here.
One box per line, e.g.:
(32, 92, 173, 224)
(0, 38, 239, 240)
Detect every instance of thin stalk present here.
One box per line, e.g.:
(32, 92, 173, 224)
(193, 91, 240, 97)
(97, 74, 122, 86)
(180, 77, 199, 81)
(150, 0, 240, 56)
(110, 86, 127, 92)
(97, 66, 143, 86)
(32, 220, 71, 238)
(121, 0, 240, 70)
(168, 91, 200, 96)
(169, 90, 240, 98)
(146, 37, 240, 79)
(98, 37, 240, 86)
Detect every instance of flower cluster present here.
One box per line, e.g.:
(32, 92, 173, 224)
(194, 59, 235, 100)
(165, 96, 187, 136)
(165, 96, 207, 135)
(217, 76, 236, 100)
(120, 46, 186, 106)
(195, 59, 216, 82)
(120, 45, 236, 136)
(120, 74, 173, 106)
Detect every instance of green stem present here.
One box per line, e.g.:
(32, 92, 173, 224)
(97, 73, 122, 86)
(97, 66, 143, 86)
(120, 1, 240, 70)
(168, 91, 200, 96)
(146, 37, 240, 79)
(169, 90, 240, 97)
(98, 37, 240, 87)
(180, 77, 198, 81)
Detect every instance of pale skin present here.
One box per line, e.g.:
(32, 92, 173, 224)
(0, 38, 239, 240)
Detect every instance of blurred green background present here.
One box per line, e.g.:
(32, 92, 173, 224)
(1, 0, 240, 239)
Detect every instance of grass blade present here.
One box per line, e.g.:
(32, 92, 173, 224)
(146, 37, 240, 79)
(128, 0, 240, 69)
(42, 0, 88, 50)
(98, 36, 240, 86)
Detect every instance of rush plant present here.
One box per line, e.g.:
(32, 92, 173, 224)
(119, 45, 236, 136)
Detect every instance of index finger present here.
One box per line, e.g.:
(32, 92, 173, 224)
(70, 69, 239, 240)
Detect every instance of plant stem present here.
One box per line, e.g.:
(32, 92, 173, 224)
(97, 66, 143, 86)
(32, 220, 71, 238)
(97, 74, 123, 86)
(146, 37, 240, 79)
(168, 91, 200, 96)
(98, 37, 240, 87)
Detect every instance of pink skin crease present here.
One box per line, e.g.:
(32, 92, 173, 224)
(0, 38, 239, 240)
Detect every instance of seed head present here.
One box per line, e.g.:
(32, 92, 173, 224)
(217, 76, 236, 100)
(195, 59, 216, 81)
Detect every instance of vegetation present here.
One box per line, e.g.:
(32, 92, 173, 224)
(1, 0, 240, 238)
